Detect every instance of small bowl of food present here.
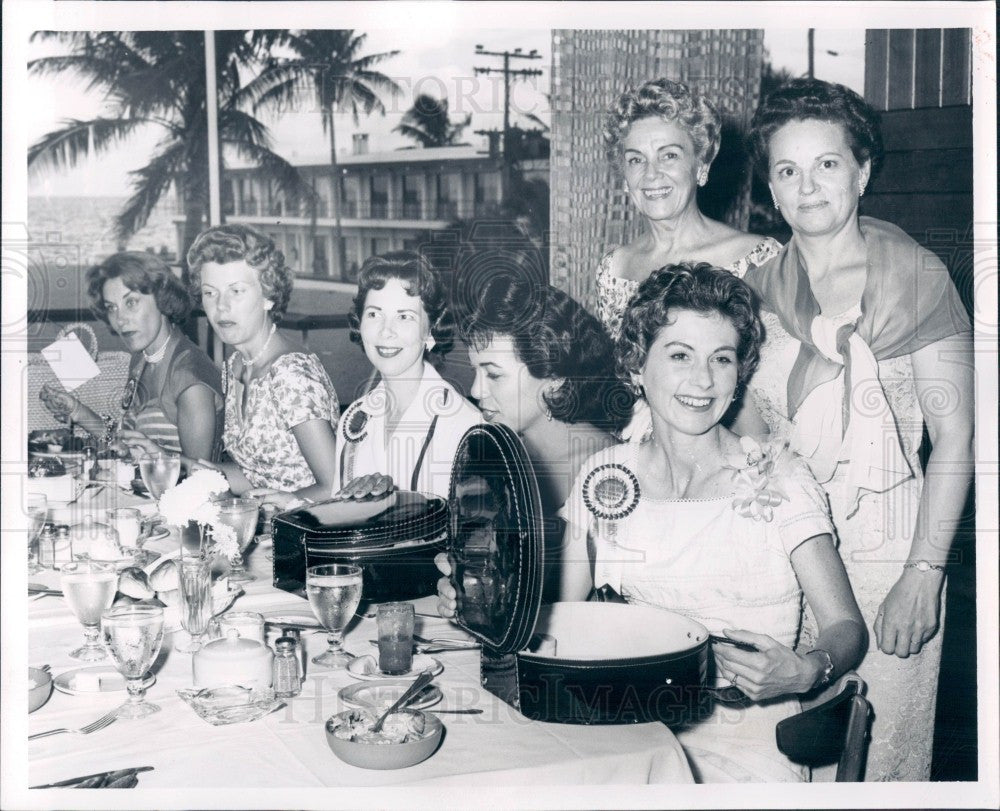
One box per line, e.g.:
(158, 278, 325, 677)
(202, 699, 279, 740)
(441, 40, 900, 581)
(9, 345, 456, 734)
(325, 708, 443, 770)
(29, 667, 53, 713)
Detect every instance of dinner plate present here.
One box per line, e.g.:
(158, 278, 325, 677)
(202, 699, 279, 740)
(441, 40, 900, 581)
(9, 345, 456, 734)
(262, 610, 324, 631)
(346, 654, 443, 681)
(338, 679, 443, 711)
(54, 666, 156, 696)
(29, 449, 89, 463)
(75, 547, 159, 571)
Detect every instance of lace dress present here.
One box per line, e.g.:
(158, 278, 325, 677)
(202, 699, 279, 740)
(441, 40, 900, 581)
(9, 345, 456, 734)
(748, 307, 940, 782)
(223, 352, 339, 491)
(560, 440, 835, 783)
(596, 238, 783, 340)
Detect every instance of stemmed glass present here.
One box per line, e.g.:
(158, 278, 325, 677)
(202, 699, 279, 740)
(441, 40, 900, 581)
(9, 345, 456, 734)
(212, 497, 260, 584)
(26, 493, 47, 574)
(305, 564, 363, 668)
(101, 605, 165, 719)
(176, 557, 213, 653)
(60, 560, 117, 660)
(137, 451, 181, 500)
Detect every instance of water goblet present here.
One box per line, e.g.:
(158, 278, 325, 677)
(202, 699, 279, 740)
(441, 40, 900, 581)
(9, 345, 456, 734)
(60, 560, 117, 661)
(137, 451, 181, 500)
(305, 564, 363, 669)
(212, 496, 260, 584)
(26, 493, 47, 574)
(176, 557, 213, 653)
(101, 605, 165, 719)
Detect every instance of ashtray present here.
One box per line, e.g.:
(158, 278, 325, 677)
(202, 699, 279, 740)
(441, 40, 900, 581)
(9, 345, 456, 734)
(176, 685, 283, 725)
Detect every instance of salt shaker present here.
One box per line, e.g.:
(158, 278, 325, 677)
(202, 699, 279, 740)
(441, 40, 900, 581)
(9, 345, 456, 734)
(272, 636, 302, 698)
(37, 524, 57, 568)
(282, 627, 307, 681)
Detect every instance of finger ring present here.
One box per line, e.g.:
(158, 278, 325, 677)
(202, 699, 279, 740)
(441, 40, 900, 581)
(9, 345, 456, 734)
(730, 673, 739, 687)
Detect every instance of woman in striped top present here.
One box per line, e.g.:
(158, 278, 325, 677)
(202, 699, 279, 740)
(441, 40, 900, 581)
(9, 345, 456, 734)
(40, 252, 223, 461)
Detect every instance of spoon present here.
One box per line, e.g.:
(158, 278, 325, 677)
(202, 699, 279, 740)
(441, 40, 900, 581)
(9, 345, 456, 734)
(370, 670, 435, 734)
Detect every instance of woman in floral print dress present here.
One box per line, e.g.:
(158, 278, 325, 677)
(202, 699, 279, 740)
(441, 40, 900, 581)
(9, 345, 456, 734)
(187, 225, 339, 501)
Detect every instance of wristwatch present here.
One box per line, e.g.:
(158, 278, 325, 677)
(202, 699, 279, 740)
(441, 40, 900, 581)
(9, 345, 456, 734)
(808, 649, 835, 688)
(904, 560, 946, 573)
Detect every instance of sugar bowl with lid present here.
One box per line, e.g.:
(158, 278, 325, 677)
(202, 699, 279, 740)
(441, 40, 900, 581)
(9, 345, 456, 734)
(193, 629, 273, 690)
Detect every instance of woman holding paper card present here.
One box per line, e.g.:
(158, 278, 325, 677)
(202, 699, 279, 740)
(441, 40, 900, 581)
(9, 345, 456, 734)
(40, 252, 223, 461)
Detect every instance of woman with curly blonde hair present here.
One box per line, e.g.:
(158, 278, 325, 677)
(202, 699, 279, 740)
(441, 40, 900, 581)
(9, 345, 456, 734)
(187, 224, 339, 500)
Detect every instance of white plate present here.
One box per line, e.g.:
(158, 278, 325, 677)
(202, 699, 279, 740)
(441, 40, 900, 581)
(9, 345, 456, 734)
(346, 654, 443, 681)
(54, 665, 156, 695)
(338, 679, 443, 711)
(75, 547, 159, 571)
(262, 611, 324, 631)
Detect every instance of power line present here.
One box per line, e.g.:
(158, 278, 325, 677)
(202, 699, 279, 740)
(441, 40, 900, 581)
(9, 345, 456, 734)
(473, 44, 543, 202)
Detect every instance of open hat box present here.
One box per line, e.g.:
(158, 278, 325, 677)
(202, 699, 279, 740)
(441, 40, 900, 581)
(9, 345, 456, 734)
(272, 423, 710, 725)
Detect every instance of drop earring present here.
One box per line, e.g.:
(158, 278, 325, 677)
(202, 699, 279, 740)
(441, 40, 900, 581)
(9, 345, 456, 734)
(859, 182, 866, 198)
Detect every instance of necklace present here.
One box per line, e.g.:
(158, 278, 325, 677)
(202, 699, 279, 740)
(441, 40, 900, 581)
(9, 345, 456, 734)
(142, 326, 173, 364)
(240, 323, 277, 371)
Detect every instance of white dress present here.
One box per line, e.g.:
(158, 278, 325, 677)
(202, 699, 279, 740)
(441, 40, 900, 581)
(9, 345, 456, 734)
(560, 440, 835, 783)
(332, 362, 482, 500)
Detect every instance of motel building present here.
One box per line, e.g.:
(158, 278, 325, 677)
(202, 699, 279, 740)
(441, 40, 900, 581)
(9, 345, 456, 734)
(185, 134, 548, 285)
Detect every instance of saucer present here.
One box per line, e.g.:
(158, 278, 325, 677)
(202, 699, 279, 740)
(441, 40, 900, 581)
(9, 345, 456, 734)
(346, 654, 443, 681)
(54, 665, 155, 695)
(338, 679, 442, 711)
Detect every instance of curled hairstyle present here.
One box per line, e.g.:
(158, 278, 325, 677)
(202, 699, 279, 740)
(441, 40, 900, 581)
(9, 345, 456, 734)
(86, 251, 191, 324)
(463, 273, 636, 433)
(603, 78, 722, 166)
(749, 78, 884, 178)
(349, 251, 454, 360)
(617, 263, 764, 388)
(186, 224, 293, 321)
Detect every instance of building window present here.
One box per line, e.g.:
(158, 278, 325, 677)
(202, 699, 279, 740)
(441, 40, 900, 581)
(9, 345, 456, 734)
(435, 173, 460, 220)
(342, 174, 360, 218)
(312, 236, 329, 277)
(402, 175, 421, 219)
(370, 175, 389, 219)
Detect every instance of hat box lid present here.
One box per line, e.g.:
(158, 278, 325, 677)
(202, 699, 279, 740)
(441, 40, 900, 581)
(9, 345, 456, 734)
(447, 423, 543, 658)
(274, 490, 448, 551)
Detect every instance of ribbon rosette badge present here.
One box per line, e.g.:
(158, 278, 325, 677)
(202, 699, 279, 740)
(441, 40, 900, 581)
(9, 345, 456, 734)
(582, 464, 641, 521)
(341, 401, 369, 444)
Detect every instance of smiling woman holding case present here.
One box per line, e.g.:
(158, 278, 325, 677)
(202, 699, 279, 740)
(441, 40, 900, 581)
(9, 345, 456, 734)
(331, 251, 481, 501)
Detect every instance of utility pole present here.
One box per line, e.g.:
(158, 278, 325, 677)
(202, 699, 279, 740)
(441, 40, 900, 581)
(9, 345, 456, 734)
(807, 29, 815, 79)
(473, 44, 543, 204)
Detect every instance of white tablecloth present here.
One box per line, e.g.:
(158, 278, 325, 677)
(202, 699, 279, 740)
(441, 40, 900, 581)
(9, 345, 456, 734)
(24, 512, 694, 793)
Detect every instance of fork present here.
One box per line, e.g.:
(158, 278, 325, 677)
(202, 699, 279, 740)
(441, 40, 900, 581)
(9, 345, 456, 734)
(29, 711, 117, 741)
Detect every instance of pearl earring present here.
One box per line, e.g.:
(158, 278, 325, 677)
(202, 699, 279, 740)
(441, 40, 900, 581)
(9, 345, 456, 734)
(859, 182, 866, 198)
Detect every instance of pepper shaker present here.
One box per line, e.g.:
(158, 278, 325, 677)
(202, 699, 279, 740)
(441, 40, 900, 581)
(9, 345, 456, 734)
(272, 636, 302, 698)
(282, 626, 307, 681)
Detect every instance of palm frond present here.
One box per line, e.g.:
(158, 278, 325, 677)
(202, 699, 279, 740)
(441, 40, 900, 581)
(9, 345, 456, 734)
(114, 143, 186, 241)
(28, 118, 148, 174)
(228, 140, 320, 211)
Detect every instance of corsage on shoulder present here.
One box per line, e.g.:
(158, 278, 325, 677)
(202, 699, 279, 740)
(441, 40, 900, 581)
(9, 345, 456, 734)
(724, 436, 788, 522)
(582, 464, 641, 520)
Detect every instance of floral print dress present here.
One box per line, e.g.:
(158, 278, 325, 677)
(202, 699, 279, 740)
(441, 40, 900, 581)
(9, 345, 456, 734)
(223, 352, 339, 491)
(596, 238, 783, 340)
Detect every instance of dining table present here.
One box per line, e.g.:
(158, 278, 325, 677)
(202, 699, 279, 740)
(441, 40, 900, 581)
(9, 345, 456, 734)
(22, 485, 695, 797)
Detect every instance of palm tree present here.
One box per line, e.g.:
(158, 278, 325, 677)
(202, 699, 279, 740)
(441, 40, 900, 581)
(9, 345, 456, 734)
(253, 30, 401, 277)
(394, 94, 471, 148)
(28, 30, 318, 278)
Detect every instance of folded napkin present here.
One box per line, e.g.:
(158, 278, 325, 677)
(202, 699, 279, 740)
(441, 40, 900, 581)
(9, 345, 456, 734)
(31, 766, 153, 789)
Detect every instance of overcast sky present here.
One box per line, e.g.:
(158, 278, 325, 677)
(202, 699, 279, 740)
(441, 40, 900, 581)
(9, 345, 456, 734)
(26, 28, 863, 198)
